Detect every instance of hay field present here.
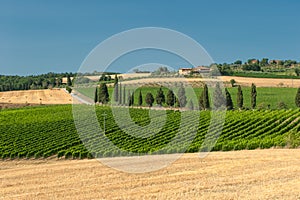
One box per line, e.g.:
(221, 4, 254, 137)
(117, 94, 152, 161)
(1, 149, 299, 199)
(0, 89, 72, 105)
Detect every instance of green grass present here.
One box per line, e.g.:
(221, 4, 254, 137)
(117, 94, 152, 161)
(0, 105, 299, 159)
(76, 86, 298, 109)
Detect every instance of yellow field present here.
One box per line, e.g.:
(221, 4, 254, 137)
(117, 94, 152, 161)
(0, 89, 72, 105)
(1, 149, 299, 199)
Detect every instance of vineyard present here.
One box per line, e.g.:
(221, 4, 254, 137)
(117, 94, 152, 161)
(0, 105, 299, 159)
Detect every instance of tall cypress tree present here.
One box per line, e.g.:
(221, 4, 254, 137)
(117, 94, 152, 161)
(251, 83, 257, 109)
(118, 83, 122, 105)
(98, 83, 109, 104)
(131, 90, 134, 106)
(178, 84, 187, 107)
(295, 87, 300, 107)
(94, 87, 98, 103)
(145, 92, 154, 107)
(113, 74, 119, 102)
(213, 82, 225, 109)
(199, 84, 210, 110)
(237, 85, 243, 109)
(127, 90, 132, 106)
(166, 89, 175, 107)
(138, 90, 143, 106)
(225, 88, 233, 110)
(188, 100, 194, 110)
(122, 85, 126, 105)
(67, 74, 72, 86)
(156, 87, 165, 106)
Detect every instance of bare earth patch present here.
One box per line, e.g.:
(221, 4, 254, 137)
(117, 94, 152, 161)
(0, 89, 72, 105)
(1, 149, 299, 199)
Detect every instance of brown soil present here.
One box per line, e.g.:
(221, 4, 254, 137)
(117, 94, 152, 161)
(1, 149, 299, 199)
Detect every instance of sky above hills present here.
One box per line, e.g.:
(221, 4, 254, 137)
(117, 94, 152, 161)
(1, 0, 300, 75)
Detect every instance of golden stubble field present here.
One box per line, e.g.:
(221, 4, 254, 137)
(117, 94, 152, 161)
(0, 89, 72, 105)
(1, 149, 300, 200)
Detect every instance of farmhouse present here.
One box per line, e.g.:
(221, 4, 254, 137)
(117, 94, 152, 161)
(178, 66, 211, 75)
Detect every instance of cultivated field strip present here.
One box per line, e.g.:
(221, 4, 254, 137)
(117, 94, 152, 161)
(0, 105, 299, 159)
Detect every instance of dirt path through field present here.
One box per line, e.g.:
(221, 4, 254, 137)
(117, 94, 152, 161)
(1, 149, 299, 199)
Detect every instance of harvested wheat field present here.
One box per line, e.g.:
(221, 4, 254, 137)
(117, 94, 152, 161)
(0, 89, 72, 105)
(1, 149, 300, 199)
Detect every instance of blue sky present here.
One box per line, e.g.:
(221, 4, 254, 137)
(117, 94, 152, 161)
(1, 0, 300, 75)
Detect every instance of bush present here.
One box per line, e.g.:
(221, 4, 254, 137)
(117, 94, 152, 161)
(66, 86, 72, 93)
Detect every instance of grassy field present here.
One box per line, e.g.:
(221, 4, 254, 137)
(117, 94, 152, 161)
(0, 105, 299, 160)
(76, 86, 298, 109)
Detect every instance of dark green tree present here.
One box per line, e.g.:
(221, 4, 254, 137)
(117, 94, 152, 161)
(156, 87, 165, 106)
(177, 84, 187, 107)
(122, 85, 126, 105)
(145, 92, 154, 107)
(131, 90, 134, 106)
(199, 84, 210, 110)
(237, 85, 243, 109)
(213, 82, 226, 109)
(199, 92, 204, 110)
(295, 88, 300, 107)
(118, 83, 122, 105)
(67, 74, 72, 86)
(251, 83, 257, 109)
(295, 68, 300, 76)
(188, 100, 194, 110)
(230, 79, 236, 87)
(127, 90, 132, 106)
(225, 88, 233, 110)
(138, 90, 143, 106)
(94, 87, 98, 103)
(113, 74, 118, 102)
(166, 89, 175, 107)
(98, 83, 109, 104)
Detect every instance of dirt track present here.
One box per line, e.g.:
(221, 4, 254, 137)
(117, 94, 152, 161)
(0, 89, 72, 105)
(1, 149, 299, 199)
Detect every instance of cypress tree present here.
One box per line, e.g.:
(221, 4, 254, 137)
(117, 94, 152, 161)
(199, 84, 210, 110)
(131, 90, 134, 106)
(237, 85, 243, 109)
(118, 83, 122, 105)
(145, 92, 154, 107)
(188, 100, 194, 110)
(177, 84, 187, 107)
(156, 87, 165, 106)
(127, 90, 132, 106)
(138, 90, 143, 106)
(199, 92, 204, 110)
(67, 74, 72, 86)
(98, 83, 109, 104)
(166, 89, 175, 107)
(94, 87, 98, 103)
(295, 87, 300, 107)
(122, 85, 126, 105)
(225, 88, 233, 110)
(113, 74, 119, 102)
(213, 82, 225, 109)
(251, 83, 257, 109)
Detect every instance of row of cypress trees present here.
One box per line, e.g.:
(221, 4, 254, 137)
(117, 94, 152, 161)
(94, 77, 300, 109)
(199, 83, 257, 110)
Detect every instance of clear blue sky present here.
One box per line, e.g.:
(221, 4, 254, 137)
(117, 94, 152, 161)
(1, 0, 300, 75)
